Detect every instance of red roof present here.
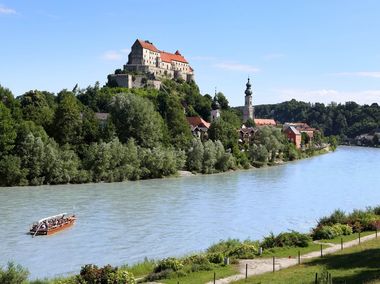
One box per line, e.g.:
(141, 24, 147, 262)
(254, 118, 277, 126)
(160, 51, 188, 63)
(137, 39, 159, 52)
(186, 116, 210, 129)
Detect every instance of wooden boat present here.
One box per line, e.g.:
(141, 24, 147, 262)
(30, 213, 76, 236)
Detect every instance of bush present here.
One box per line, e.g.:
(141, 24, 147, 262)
(154, 258, 183, 273)
(372, 205, 380, 216)
(261, 231, 311, 248)
(0, 262, 29, 284)
(145, 269, 173, 282)
(317, 209, 347, 226)
(78, 264, 135, 284)
(312, 225, 336, 240)
(207, 252, 224, 264)
(182, 255, 210, 266)
(347, 210, 379, 231)
(206, 239, 258, 259)
(228, 243, 257, 259)
(276, 231, 311, 247)
(334, 223, 352, 235)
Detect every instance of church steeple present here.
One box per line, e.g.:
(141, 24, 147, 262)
(245, 77, 252, 96)
(243, 77, 254, 122)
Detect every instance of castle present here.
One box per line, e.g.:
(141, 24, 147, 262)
(108, 39, 194, 89)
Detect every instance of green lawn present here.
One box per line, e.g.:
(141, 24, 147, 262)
(260, 242, 329, 258)
(232, 236, 380, 284)
(161, 265, 239, 284)
(317, 231, 376, 244)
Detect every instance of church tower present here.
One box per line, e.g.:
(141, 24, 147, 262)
(243, 77, 254, 122)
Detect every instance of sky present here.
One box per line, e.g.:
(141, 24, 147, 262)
(1, 0, 380, 107)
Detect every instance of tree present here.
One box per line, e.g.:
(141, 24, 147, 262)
(53, 91, 82, 145)
(208, 118, 239, 150)
(157, 91, 192, 149)
(17, 90, 55, 130)
(111, 93, 164, 148)
(186, 138, 204, 172)
(0, 102, 16, 156)
(0, 156, 28, 186)
(203, 140, 217, 173)
(215, 92, 229, 110)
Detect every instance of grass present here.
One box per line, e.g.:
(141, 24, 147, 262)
(161, 265, 239, 284)
(317, 231, 376, 244)
(232, 235, 380, 284)
(120, 259, 156, 277)
(260, 242, 329, 258)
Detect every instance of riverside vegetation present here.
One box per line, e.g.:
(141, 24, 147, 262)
(4, 206, 380, 284)
(0, 80, 338, 187)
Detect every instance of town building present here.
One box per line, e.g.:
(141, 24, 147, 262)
(284, 126, 302, 149)
(108, 39, 194, 89)
(243, 77, 254, 122)
(186, 116, 211, 140)
(254, 118, 277, 127)
(283, 122, 316, 148)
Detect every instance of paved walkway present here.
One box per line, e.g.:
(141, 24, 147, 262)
(205, 233, 378, 284)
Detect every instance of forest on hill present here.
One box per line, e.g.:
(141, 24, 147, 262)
(255, 100, 380, 139)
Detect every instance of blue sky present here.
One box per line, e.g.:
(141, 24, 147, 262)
(1, 0, 380, 106)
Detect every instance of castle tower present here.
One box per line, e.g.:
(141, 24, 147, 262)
(243, 77, 254, 122)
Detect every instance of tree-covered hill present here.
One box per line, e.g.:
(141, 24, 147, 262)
(255, 99, 380, 138)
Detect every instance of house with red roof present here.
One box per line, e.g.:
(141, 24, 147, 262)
(186, 116, 210, 140)
(108, 39, 194, 89)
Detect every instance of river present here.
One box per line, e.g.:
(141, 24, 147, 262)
(0, 146, 379, 279)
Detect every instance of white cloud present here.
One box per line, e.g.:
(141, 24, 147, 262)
(332, 72, 380, 78)
(278, 88, 380, 105)
(0, 5, 16, 14)
(214, 62, 260, 73)
(103, 50, 125, 61)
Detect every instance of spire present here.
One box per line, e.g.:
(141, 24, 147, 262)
(245, 77, 252, 96)
(212, 87, 220, 110)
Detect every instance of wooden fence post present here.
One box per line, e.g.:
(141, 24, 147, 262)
(273, 256, 275, 272)
(213, 271, 216, 284)
(298, 250, 301, 264)
(315, 272, 318, 284)
(320, 244, 323, 257)
(341, 237, 343, 250)
(359, 232, 361, 244)
(245, 263, 248, 280)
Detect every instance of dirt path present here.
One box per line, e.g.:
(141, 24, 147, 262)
(205, 233, 378, 284)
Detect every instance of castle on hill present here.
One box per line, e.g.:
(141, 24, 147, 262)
(108, 39, 194, 89)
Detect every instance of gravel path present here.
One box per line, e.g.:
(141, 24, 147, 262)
(205, 233, 378, 284)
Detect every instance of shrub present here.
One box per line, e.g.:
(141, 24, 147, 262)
(317, 209, 347, 226)
(207, 252, 224, 264)
(154, 258, 183, 273)
(347, 210, 379, 231)
(372, 205, 380, 216)
(182, 254, 210, 266)
(0, 262, 29, 284)
(261, 232, 276, 249)
(78, 264, 135, 284)
(333, 224, 352, 236)
(261, 231, 311, 248)
(145, 269, 173, 282)
(312, 225, 336, 240)
(275, 231, 311, 248)
(207, 239, 242, 254)
(206, 239, 258, 259)
(228, 243, 257, 259)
